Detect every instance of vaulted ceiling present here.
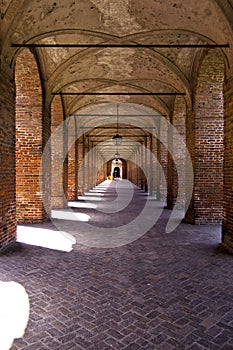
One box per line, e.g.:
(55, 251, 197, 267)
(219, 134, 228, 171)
(1, 0, 233, 159)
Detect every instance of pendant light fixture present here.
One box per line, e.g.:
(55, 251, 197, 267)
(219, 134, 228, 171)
(112, 104, 122, 146)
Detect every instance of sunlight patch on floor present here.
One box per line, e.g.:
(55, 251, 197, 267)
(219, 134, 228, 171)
(51, 209, 90, 222)
(68, 201, 97, 209)
(78, 195, 102, 201)
(17, 226, 76, 252)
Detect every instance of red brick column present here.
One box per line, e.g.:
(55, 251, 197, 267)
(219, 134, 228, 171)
(185, 50, 224, 224)
(167, 115, 173, 209)
(67, 116, 77, 201)
(0, 65, 16, 250)
(15, 49, 44, 223)
(127, 157, 138, 186)
(89, 141, 96, 188)
(77, 137, 83, 195)
(222, 76, 233, 251)
(150, 133, 157, 197)
(159, 118, 168, 203)
(169, 97, 186, 209)
(135, 148, 141, 187)
(51, 95, 67, 208)
(140, 140, 147, 191)
(86, 136, 92, 191)
(96, 153, 107, 185)
(83, 135, 89, 192)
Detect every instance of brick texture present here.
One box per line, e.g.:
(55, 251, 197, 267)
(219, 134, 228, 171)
(158, 119, 168, 203)
(67, 116, 77, 201)
(168, 97, 186, 209)
(186, 49, 224, 224)
(222, 76, 233, 250)
(51, 95, 67, 208)
(15, 49, 44, 223)
(0, 65, 16, 250)
(77, 137, 84, 195)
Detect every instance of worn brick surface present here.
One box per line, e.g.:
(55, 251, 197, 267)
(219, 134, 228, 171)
(15, 49, 44, 223)
(0, 181, 232, 349)
(0, 64, 16, 249)
(187, 49, 224, 224)
(51, 95, 66, 209)
(222, 76, 233, 250)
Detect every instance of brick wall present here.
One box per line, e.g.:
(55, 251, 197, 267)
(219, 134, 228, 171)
(0, 65, 16, 250)
(222, 76, 233, 250)
(186, 49, 224, 224)
(15, 49, 44, 223)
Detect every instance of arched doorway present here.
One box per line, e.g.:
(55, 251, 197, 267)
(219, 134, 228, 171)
(111, 159, 122, 179)
(113, 166, 120, 178)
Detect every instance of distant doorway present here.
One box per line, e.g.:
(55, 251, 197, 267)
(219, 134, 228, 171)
(111, 159, 122, 178)
(113, 166, 120, 178)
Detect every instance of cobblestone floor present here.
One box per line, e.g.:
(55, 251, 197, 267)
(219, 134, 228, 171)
(1, 180, 233, 350)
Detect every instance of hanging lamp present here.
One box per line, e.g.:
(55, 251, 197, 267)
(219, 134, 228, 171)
(112, 104, 122, 146)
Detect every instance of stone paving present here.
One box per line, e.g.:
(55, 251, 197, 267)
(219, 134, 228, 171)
(1, 180, 233, 349)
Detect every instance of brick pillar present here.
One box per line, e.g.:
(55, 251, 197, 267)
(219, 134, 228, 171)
(83, 135, 89, 192)
(128, 155, 138, 186)
(148, 133, 154, 196)
(141, 140, 147, 191)
(67, 116, 77, 200)
(93, 146, 98, 185)
(151, 133, 157, 197)
(222, 76, 233, 251)
(51, 95, 67, 208)
(15, 49, 44, 223)
(86, 136, 91, 191)
(63, 120, 69, 203)
(159, 118, 168, 203)
(0, 64, 16, 250)
(139, 145, 144, 190)
(77, 137, 83, 196)
(185, 50, 224, 224)
(96, 153, 106, 185)
(167, 116, 173, 209)
(144, 136, 148, 193)
(169, 97, 187, 209)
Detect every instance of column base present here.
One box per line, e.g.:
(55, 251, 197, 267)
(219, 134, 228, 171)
(219, 235, 233, 255)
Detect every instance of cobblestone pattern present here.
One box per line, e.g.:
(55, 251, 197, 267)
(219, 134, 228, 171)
(0, 183, 233, 350)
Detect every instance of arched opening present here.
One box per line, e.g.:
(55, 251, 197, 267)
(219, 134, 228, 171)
(112, 159, 122, 179)
(113, 166, 120, 178)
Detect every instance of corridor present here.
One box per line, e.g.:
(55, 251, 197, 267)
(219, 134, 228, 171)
(0, 180, 233, 350)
